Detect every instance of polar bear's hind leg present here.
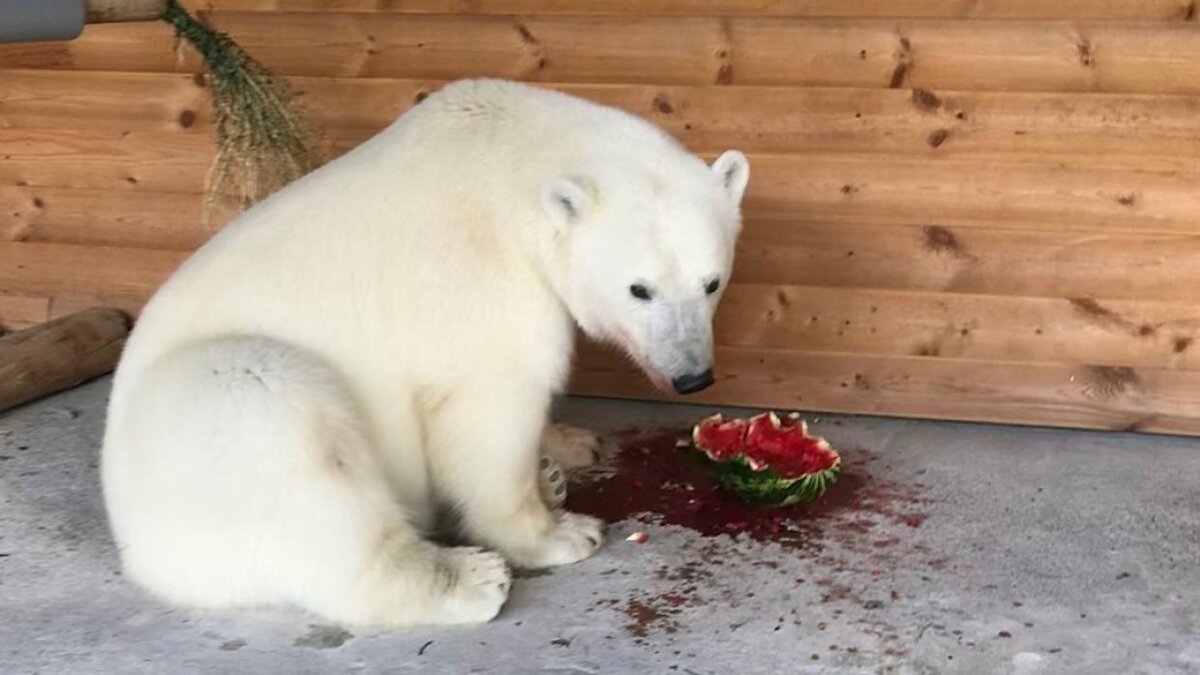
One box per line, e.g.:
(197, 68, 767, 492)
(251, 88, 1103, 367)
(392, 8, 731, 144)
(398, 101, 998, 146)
(103, 336, 510, 627)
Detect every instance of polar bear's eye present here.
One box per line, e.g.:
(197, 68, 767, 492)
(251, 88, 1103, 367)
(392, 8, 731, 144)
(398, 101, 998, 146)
(630, 284, 653, 301)
(705, 279, 721, 295)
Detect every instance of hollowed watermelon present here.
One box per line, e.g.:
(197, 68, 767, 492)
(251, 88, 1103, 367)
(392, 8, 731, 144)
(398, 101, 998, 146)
(691, 411, 841, 507)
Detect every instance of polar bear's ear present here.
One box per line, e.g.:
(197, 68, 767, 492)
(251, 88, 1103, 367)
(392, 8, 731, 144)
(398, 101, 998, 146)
(712, 150, 750, 205)
(540, 175, 594, 230)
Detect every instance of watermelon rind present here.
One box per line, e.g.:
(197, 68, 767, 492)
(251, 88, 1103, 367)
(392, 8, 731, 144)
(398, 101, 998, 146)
(690, 411, 842, 507)
(703, 456, 842, 507)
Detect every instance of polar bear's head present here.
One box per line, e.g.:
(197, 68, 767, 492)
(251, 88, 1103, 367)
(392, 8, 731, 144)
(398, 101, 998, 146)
(540, 149, 750, 395)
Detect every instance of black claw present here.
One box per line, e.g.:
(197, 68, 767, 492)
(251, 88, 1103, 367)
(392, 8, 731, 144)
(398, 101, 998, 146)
(586, 536, 598, 547)
(539, 457, 550, 470)
(549, 470, 561, 482)
(554, 484, 566, 496)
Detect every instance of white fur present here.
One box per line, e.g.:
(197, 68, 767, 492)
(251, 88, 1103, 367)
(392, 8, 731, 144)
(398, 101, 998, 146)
(101, 79, 748, 628)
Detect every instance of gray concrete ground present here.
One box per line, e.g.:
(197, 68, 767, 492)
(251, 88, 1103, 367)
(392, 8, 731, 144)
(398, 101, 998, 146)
(1, 376, 1198, 675)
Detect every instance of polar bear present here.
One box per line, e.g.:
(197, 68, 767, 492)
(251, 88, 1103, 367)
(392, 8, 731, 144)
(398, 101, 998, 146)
(100, 78, 749, 628)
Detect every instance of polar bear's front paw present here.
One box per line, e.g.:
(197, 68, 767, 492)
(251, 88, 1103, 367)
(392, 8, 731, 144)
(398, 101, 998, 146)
(542, 424, 600, 470)
(438, 547, 512, 625)
(514, 511, 605, 570)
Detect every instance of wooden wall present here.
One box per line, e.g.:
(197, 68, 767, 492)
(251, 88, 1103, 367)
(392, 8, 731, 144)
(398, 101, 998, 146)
(3, 1, 1200, 434)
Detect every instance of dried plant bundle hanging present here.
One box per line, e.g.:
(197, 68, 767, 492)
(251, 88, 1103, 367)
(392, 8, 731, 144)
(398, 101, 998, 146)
(161, 0, 323, 213)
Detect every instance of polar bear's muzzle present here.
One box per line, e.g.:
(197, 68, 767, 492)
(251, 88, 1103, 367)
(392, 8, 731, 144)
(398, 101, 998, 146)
(644, 299, 715, 395)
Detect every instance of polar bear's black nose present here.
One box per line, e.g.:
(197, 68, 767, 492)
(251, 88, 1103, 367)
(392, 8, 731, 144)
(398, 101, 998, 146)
(672, 369, 714, 395)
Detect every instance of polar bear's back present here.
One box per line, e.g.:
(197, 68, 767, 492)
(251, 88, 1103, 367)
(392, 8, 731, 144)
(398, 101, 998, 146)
(114, 81, 648, 404)
(413, 79, 680, 151)
(110, 80, 701, 411)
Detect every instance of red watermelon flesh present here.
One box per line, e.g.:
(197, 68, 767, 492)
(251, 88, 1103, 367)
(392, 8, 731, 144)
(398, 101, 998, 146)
(693, 412, 839, 479)
(691, 415, 750, 461)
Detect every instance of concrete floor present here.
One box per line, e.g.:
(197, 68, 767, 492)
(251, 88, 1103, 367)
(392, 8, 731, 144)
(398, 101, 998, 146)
(1, 377, 1198, 675)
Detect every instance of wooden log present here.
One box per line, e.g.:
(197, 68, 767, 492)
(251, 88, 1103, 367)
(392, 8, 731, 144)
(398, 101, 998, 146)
(0, 307, 131, 413)
(2, 291, 153, 329)
(174, 0, 1200, 20)
(47, 292, 147, 322)
(8, 72, 1200, 165)
(86, 0, 168, 23)
(568, 343, 1200, 436)
(3, 16, 1200, 94)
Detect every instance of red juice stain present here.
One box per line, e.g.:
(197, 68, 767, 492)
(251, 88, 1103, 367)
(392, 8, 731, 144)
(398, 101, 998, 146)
(565, 426, 929, 555)
(659, 592, 689, 607)
(623, 598, 680, 638)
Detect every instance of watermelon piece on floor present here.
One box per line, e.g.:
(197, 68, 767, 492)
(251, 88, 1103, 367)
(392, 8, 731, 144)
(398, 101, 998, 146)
(691, 411, 841, 507)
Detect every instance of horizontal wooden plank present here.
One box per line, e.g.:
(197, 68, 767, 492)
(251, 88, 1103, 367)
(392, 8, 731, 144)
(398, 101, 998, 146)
(5, 183, 1199, 303)
(8, 72, 1200, 165)
(7, 242, 1198, 385)
(5, 247, 1199, 434)
(732, 19, 1200, 93)
(3, 16, 1200, 93)
(0, 185, 224, 250)
(569, 343, 1200, 435)
(717, 284, 1200, 369)
(179, 0, 1199, 20)
(0, 70, 212, 133)
(0, 128, 349, 195)
(734, 221, 1200, 303)
(0, 294, 50, 333)
(5, 131, 1198, 235)
(0, 241, 187, 299)
(0, 128, 215, 194)
(5, 250, 1198, 376)
(3, 240, 1198, 434)
(3, 184, 1195, 313)
(4, 169, 1196, 309)
(743, 154, 1200, 234)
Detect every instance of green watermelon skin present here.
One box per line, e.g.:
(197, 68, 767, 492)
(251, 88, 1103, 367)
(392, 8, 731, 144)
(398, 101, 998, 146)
(691, 412, 842, 507)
